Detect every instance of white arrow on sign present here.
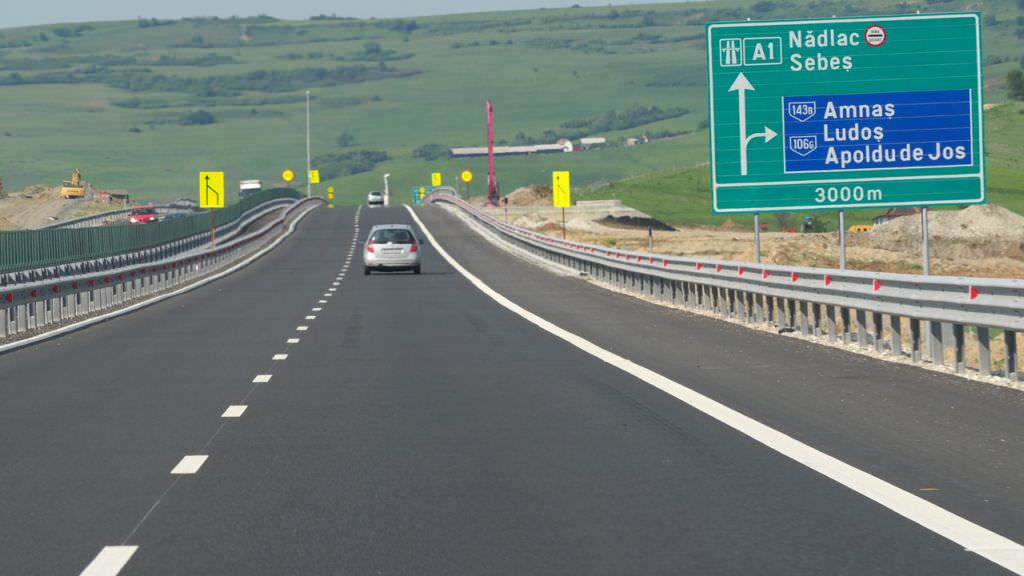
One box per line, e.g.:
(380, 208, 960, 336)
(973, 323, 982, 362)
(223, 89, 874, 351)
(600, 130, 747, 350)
(729, 72, 777, 176)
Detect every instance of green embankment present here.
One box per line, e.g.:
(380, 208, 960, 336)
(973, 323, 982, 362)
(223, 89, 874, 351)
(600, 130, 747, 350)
(0, 0, 1021, 223)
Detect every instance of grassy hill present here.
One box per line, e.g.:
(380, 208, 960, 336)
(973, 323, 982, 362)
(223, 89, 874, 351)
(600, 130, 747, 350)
(1, 0, 1023, 224)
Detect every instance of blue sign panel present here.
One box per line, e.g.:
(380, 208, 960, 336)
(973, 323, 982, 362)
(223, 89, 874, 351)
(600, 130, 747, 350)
(783, 89, 973, 173)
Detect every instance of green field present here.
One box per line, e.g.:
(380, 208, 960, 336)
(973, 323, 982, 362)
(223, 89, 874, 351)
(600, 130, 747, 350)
(1, 0, 1022, 224)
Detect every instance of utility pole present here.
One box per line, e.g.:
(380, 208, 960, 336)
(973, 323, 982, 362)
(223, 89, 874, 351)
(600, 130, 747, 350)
(305, 90, 311, 198)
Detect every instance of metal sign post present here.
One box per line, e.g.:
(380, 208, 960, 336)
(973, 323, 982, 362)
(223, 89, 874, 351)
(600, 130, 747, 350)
(753, 213, 761, 263)
(921, 207, 930, 275)
(706, 14, 985, 215)
(838, 211, 847, 270)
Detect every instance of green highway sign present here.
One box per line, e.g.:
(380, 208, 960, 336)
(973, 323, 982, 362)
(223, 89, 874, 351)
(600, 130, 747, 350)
(706, 13, 984, 213)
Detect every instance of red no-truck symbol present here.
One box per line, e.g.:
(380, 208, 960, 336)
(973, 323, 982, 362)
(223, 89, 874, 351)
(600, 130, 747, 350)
(865, 25, 886, 47)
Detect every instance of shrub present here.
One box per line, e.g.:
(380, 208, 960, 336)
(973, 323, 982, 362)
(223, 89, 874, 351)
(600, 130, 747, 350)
(179, 110, 216, 125)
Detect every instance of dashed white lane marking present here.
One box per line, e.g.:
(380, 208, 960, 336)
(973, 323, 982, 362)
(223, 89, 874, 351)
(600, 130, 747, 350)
(273, 354, 288, 361)
(405, 205, 1024, 575)
(318, 300, 327, 304)
(332, 282, 340, 286)
(312, 307, 323, 312)
(222, 405, 248, 418)
(80, 545, 138, 576)
(287, 338, 301, 344)
(253, 374, 273, 383)
(297, 325, 309, 331)
(305, 315, 317, 320)
(323, 293, 332, 297)
(329, 288, 337, 292)
(170, 455, 208, 475)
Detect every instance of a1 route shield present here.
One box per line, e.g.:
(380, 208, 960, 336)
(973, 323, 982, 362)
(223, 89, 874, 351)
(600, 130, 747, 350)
(706, 13, 984, 213)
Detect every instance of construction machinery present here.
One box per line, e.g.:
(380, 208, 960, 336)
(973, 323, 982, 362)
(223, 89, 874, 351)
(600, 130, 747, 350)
(60, 169, 86, 199)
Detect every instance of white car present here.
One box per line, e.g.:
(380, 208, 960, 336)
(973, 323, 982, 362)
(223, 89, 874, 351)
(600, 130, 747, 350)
(363, 224, 421, 275)
(367, 191, 384, 206)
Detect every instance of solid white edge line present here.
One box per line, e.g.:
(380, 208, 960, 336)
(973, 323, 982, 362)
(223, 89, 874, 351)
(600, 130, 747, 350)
(403, 204, 1024, 574)
(222, 405, 247, 418)
(80, 545, 138, 576)
(0, 202, 322, 355)
(170, 454, 208, 475)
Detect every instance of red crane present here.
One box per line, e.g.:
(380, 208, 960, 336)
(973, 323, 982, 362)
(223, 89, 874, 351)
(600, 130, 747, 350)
(486, 100, 499, 206)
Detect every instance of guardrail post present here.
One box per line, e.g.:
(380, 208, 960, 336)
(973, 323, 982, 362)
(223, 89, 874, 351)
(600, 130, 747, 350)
(872, 312, 883, 353)
(929, 321, 944, 367)
(785, 299, 796, 330)
(910, 319, 922, 362)
(953, 324, 965, 374)
(810, 304, 821, 336)
(826, 305, 837, 340)
(840, 308, 851, 344)
(17, 304, 27, 333)
(889, 316, 903, 356)
(799, 301, 809, 335)
(0, 307, 7, 338)
(1006, 331, 1019, 380)
(856, 309, 868, 349)
(977, 327, 991, 376)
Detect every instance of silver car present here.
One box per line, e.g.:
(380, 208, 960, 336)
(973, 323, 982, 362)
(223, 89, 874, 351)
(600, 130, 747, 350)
(363, 224, 421, 275)
(367, 191, 384, 206)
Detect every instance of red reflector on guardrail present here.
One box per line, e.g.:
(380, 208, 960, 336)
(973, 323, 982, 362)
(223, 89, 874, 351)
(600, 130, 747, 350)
(969, 286, 979, 300)
(30, 290, 38, 298)
(762, 270, 769, 279)
(715, 264, 722, 272)
(52, 286, 60, 294)
(663, 260, 669, 267)
(696, 263, 702, 270)
(791, 272, 799, 282)
(738, 266, 745, 275)
(72, 282, 79, 289)
(4, 293, 12, 303)
(824, 275, 832, 286)
(88, 279, 96, 287)
(873, 279, 882, 291)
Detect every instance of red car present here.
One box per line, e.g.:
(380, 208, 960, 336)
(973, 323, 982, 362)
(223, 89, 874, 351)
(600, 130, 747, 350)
(128, 205, 159, 224)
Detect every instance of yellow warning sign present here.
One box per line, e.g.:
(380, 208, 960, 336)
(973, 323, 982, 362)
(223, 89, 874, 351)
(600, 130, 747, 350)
(199, 171, 225, 208)
(460, 170, 473, 183)
(552, 171, 571, 208)
(309, 169, 320, 184)
(431, 172, 442, 187)
(282, 169, 295, 182)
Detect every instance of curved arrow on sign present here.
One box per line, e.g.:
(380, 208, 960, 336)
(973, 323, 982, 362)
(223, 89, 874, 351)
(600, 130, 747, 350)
(729, 72, 777, 176)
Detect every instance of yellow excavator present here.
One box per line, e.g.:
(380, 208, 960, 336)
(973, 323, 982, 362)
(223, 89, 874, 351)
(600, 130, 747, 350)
(60, 169, 86, 199)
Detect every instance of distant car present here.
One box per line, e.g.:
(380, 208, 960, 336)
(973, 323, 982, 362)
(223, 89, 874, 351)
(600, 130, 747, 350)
(363, 224, 421, 275)
(367, 191, 384, 206)
(158, 212, 188, 222)
(128, 205, 159, 224)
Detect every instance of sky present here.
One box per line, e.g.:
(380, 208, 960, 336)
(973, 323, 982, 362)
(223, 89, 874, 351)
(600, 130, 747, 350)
(2, 0, 685, 29)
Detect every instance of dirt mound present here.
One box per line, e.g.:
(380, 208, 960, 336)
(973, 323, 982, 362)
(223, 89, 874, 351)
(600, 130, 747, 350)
(505, 185, 552, 206)
(865, 204, 1024, 262)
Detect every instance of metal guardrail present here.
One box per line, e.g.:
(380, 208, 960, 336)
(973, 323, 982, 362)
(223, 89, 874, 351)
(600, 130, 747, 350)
(38, 201, 198, 230)
(0, 197, 323, 344)
(430, 193, 1023, 382)
(0, 188, 301, 275)
(0, 195, 298, 289)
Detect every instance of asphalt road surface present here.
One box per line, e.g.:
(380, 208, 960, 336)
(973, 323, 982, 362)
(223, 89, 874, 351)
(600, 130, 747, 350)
(0, 204, 1021, 575)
